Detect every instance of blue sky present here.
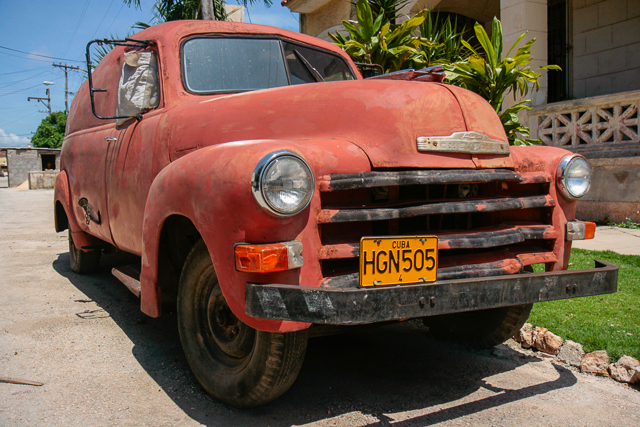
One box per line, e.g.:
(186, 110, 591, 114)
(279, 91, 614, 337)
(0, 0, 300, 147)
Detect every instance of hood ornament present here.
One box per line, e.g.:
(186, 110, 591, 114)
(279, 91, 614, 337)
(417, 131, 510, 155)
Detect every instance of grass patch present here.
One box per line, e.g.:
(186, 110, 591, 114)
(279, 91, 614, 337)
(528, 248, 640, 361)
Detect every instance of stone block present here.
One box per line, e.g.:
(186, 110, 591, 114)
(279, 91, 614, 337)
(573, 0, 586, 8)
(557, 340, 586, 367)
(599, 0, 629, 26)
(574, 53, 599, 79)
(598, 46, 628, 74)
(584, 0, 603, 5)
(609, 355, 640, 383)
(627, 43, 640, 69)
(631, 0, 640, 18)
(613, 17, 640, 45)
(28, 171, 59, 190)
(585, 26, 613, 54)
(501, 3, 527, 36)
(573, 78, 586, 98)
(612, 68, 640, 93)
(580, 350, 610, 373)
(524, 1, 547, 29)
(585, 75, 614, 97)
(574, 3, 599, 34)
(573, 33, 587, 56)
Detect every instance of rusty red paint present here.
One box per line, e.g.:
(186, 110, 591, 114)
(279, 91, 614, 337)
(54, 20, 584, 334)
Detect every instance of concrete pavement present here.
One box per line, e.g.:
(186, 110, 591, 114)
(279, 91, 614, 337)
(572, 225, 640, 255)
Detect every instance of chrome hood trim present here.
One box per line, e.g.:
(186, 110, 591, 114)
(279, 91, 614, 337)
(417, 131, 510, 155)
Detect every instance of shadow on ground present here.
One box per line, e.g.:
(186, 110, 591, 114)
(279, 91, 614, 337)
(53, 252, 578, 427)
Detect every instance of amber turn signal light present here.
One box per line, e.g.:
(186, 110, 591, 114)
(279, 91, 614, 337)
(566, 220, 596, 241)
(584, 221, 596, 239)
(235, 241, 304, 273)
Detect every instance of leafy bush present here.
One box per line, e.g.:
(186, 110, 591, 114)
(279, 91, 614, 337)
(330, 0, 427, 73)
(443, 18, 560, 145)
(31, 112, 67, 149)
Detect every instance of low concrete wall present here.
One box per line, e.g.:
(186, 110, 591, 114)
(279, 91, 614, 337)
(29, 171, 59, 190)
(577, 157, 640, 223)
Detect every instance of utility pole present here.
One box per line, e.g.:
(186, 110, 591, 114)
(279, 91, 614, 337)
(53, 63, 81, 114)
(28, 88, 51, 115)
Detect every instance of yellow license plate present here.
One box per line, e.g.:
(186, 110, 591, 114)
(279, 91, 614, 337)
(359, 236, 438, 287)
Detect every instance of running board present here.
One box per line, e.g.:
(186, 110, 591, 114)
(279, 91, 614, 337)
(112, 265, 141, 298)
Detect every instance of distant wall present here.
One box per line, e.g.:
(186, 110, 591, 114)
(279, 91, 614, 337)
(577, 156, 640, 223)
(29, 171, 60, 190)
(7, 148, 60, 188)
(572, 0, 640, 98)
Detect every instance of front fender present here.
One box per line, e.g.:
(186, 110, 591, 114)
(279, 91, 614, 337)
(140, 139, 371, 332)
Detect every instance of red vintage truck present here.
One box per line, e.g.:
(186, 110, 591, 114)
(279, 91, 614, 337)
(54, 20, 617, 407)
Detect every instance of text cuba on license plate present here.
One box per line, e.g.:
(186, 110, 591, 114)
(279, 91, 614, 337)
(359, 236, 438, 287)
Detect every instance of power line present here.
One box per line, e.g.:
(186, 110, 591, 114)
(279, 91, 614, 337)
(0, 66, 49, 76)
(62, 0, 93, 57)
(0, 45, 85, 63)
(0, 111, 40, 128)
(0, 83, 44, 99)
(103, 3, 127, 36)
(0, 70, 51, 90)
(91, 0, 118, 39)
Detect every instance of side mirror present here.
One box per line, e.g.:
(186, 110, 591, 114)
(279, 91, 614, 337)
(85, 38, 154, 120)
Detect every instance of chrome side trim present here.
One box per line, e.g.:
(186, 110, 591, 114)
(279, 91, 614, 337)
(417, 131, 510, 154)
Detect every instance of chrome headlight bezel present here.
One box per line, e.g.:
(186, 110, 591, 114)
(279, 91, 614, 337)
(557, 154, 592, 200)
(251, 150, 314, 217)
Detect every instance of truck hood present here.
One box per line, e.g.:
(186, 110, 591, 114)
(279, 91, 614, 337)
(168, 79, 512, 169)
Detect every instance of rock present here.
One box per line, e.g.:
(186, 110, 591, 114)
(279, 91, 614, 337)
(580, 350, 610, 374)
(608, 356, 640, 383)
(514, 323, 534, 348)
(632, 366, 640, 384)
(557, 340, 586, 367)
(532, 327, 563, 355)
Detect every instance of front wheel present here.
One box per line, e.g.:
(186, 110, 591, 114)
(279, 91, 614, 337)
(177, 240, 308, 408)
(423, 304, 533, 349)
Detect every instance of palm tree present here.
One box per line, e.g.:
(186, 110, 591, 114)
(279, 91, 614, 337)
(124, 0, 272, 22)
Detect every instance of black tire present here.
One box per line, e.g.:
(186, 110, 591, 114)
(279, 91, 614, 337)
(68, 230, 101, 274)
(423, 304, 533, 349)
(177, 240, 308, 408)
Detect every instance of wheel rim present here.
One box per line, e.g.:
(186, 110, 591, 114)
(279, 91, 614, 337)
(206, 285, 254, 359)
(195, 266, 255, 371)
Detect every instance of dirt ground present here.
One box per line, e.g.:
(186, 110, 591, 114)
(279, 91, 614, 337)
(1, 187, 640, 427)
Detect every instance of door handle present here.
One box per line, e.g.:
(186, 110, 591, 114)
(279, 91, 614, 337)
(104, 136, 117, 142)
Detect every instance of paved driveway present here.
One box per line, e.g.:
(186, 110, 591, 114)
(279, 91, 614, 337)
(1, 188, 639, 426)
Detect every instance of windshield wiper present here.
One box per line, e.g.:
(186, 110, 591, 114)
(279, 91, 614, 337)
(293, 49, 325, 82)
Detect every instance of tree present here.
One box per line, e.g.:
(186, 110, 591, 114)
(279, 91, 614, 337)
(124, 0, 272, 23)
(31, 112, 67, 149)
(444, 18, 560, 145)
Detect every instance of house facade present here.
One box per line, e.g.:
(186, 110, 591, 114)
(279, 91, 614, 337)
(283, 0, 640, 222)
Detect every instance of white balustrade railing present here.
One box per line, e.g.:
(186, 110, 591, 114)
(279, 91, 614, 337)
(527, 90, 639, 150)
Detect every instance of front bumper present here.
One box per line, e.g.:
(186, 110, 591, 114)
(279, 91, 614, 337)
(245, 260, 618, 325)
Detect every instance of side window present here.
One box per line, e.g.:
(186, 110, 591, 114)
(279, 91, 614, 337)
(283, 42, 355, 85)
(117, 51, 160, 124)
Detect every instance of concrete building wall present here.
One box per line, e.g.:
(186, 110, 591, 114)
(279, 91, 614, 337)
(572, 0, 640, 99)
(300, 0, 353, 38)
(7, 149, 40, 188)
(6, 148, 61, 188)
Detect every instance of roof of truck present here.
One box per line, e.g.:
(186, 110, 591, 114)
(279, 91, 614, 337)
(130, 20, 350, 60)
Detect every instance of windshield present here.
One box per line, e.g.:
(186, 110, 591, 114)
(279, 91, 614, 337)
(182, 37, 355, 94)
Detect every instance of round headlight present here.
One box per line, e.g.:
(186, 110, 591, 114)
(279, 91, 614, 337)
(252, 151, 314, 216)
(558, 155, 592, 199)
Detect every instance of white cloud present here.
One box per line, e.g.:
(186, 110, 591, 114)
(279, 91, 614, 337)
(0, 129, 31, 148)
